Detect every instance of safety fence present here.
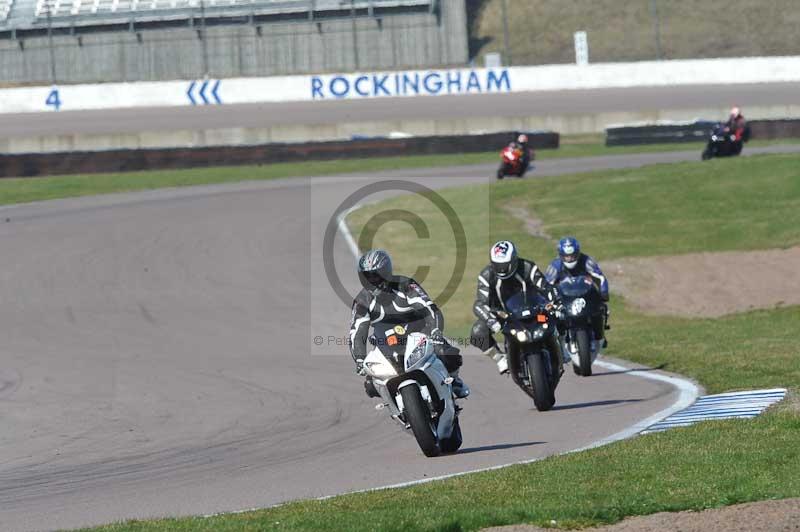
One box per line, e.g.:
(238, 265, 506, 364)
(606, 118, 800, 146)
(0, 130, 558, 177)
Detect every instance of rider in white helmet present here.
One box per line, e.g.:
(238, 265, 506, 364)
(510, 133, 532, 170)
(470, 240, 558, 374)
(725, 106, 748, 142)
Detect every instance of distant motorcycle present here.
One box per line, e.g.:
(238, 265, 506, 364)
(497, 145, 534, 179)
(701, 123, 750, 160)
(556, 275, 606, 377)
(363, 323, 462, 457)
(496, 292, 563, 411)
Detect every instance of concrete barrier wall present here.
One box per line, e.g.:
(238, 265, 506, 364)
(0, 130, 559, 178)
(5, 104, 799, 155)
(2, 55, 800, 114)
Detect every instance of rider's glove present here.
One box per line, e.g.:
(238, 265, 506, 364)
(429, 328, 445, 345)
(487, 318, 502, 334)
(355, 358, 366, 376)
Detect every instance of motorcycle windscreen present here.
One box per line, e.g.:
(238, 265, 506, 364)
(503, 291, 547, 320)
(558, 275, 594, 297)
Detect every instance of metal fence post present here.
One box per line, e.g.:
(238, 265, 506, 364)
(45, 0, 57, 84)
(350, 0, 359, 69)
(501, 0, 511, 65)
(650, 0, 663, 60)
(200, 0, 209, 77)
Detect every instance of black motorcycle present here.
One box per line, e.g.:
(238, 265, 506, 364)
(496, 292, 563, 411)
(701, 122, 750, 160)
(556, 275, 606, 377)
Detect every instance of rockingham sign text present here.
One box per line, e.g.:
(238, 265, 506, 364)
(310, 69, 512, 99)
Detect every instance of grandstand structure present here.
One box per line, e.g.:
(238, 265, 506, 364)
(0, 0, 468, 84)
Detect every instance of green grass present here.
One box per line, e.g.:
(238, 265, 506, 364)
(348, 152, 800, 336)
(84, 410, 800, 531)
(470, 0, 800, 65)
(2, 137, 795, 207)
(82, 152, 800, 531)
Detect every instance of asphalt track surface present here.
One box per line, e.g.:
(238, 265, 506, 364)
(1, 82, 799, 138)
(1, 145, 797, 531)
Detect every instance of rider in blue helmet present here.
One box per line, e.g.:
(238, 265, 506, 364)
(545, 237, 610, 346)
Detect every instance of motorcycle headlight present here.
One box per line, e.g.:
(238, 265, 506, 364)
(711, 135, 718, 141)
(515, 330, 532, 343)
(532, 326, 546, 340)
(569, 298, 587, 316)
(405, 343, 428, 368)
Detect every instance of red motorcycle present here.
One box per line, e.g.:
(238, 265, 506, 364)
(497, 145, 533, 179)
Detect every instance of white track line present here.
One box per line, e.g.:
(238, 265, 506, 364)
(203, 205, 701, 519)
(324, 210, 701, 492)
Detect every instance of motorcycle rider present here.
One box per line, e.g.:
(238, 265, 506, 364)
(509, 133, 532, 170)
(724, 106, 748, 142)
(545, 237, 610, 348)
(470, 240, 559, 374)
(349, 249, 469, 399)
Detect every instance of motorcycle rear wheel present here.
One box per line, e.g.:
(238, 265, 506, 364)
(400, 385, 441, 457)
(526, 353, 554, 411)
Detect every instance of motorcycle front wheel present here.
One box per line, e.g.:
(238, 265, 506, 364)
(400, 385, 441, 457)
(439, 416, 462, 454)
(526, 353, 554, 411)
(575, 328, 593, 377)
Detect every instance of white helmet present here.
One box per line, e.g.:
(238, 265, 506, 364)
(490, 240, 519, 279)
(517, 134, 529, 144)
(730, 106, 741, 118)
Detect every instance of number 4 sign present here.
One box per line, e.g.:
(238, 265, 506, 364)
(46, 87, 61, 111)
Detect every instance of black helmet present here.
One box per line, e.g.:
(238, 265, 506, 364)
(358, 249, 393, 291)
(490, 240, 518, 279)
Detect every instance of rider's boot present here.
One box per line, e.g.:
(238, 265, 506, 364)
(482, 347, 508, 375)
(449, 370, 470, 399)
(364, 377, 380, 398)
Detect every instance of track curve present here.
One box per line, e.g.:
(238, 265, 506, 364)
(2, 147, 784, 531)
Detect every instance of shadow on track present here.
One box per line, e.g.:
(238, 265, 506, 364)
(550, 398, 643, 411)
(455, 441, 545, 455)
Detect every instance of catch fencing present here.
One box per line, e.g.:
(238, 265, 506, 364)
(0, 0, 468, 84)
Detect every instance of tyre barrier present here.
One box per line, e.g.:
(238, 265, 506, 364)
(606, 118, 800, 146)
(0, 131, 559, 178)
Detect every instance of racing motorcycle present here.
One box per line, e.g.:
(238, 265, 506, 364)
(363, 323, 462, 457)
(496, 292, 563, 411)
(701, 123, 749, 160)
(497, 145, 533, 179)
(556, 275, 605, 377)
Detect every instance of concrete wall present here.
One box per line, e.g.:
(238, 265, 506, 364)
(4, 104, 799, 155)
(0, 0, 468, 83)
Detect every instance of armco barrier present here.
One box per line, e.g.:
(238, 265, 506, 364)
(0, 131, 558, 178)
(605, 121, 716, 146)
(606, 118, 800, 146)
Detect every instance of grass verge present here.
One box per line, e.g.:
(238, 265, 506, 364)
(82, 153, 800, 530)
(1, 137, 795, 207)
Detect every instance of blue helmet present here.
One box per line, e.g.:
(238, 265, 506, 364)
(558, 237, 581, 270)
